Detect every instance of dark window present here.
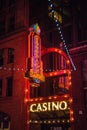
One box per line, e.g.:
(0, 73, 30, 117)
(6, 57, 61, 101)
(77, 1, 87, 41)
(9, 0, 15, 6)
(0, 0, 6, 9)
(50, 79, 54, 96)
(30, 87, 40, 98)
(81, 59, 87, 110)
(8, 16, 15, 32)
(0, 112, 10, 129)
(0, 18, 5, 36)
(0, 49, 4, 66)
(6, 77, 13, 96)
(81, 59, 87, 89)
(8, 4, 15, 32)
(3, 121, 9, 129)
(0, 1, 15, 36)
(0, 79, 2, 97)
(8, 48, 14, 63)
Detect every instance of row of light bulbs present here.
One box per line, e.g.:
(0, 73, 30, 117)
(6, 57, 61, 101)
(0, 66, 72, 72)
(27, 119, 70, 124)
(25, 95, 73, 104)
(48, 0, 76, 71)
(29, 95, 70, 102)
(0, 67, 24, 71)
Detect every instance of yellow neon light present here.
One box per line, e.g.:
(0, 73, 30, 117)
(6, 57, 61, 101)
(30, 70, 45, 82)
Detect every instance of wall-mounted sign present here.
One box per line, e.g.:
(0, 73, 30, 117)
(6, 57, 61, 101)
(29, 33, 45, 82)
(29, 101, 69, 112)
(25, 23, 45, 84)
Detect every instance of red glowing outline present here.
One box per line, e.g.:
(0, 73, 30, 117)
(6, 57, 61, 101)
(41, 47, 71, 77)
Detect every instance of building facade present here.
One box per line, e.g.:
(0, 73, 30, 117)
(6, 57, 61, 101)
(70, 45, 87, 130)
(0, 0, 29, 130)
(0, 0, 87, 130)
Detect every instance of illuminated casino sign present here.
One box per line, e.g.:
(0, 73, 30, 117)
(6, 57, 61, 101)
(29, 101, 69, 112)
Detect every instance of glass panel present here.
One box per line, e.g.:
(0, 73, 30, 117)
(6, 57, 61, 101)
(8, 48, 14, 63)
(0, 79, 2, 97)
(6, 77, 13, 96)
(0, 0, 6, 9)
(9, 0, 15, 6)
(0, 49, 4, 66)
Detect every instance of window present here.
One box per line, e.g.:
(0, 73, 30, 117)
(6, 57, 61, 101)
(0, 79, 2, 97)
(0, 49, 4, 66)
(49, 78, 54, 95)
(30, 87, 40, 98)
(0, 15, 6, 37)
(81, 59, 87, 110)
(0, 18, 5, 36)
(8, 48, 14, 63)
(77, 1, 87, 41)
(0, 112, 10, 130)
(81, 59, 87, 87)
(0, 0, 6, 10)
(6, 77, 13, 96)
(8, 2, 15, 32)
(8, 16, 15, 32)
(0, 0, 16, 37)
(9, 0, 15, 6)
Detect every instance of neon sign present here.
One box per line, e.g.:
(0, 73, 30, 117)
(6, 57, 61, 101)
(30, 29, 45, 82)
(29, 101, 69, 112)
(26, 23, 45, 83)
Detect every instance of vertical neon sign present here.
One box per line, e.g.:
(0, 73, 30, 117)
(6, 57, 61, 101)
(33, 35, 41, 74)
(27, 23, 45, 84)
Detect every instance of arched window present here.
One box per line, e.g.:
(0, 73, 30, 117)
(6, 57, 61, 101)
(0, 112, 10, 130)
